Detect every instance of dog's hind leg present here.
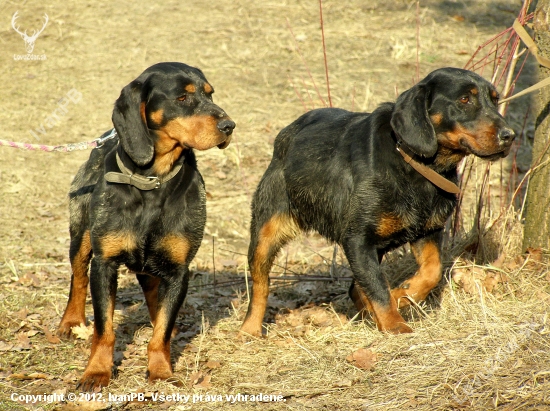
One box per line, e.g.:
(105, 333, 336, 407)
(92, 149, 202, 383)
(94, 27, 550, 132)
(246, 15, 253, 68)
(240, 168, 300, 337)
(58, 229, 92, 337)
(136, 274, 161, 325)
(136, 273, 178, 338)
(146, 268, 190, 382)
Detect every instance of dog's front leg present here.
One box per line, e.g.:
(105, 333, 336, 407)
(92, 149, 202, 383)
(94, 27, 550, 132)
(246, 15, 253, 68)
(342, 235, 412, 334)
(392, 231, 443, 307)
(77, 257, 118, 391)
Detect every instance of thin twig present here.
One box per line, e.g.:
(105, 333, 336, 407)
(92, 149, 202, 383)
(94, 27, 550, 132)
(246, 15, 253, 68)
(212, 236, 216, 285)
(286, 18, 327, 107)
(319, 0, 332, 107)
(415, 1, 420, 83)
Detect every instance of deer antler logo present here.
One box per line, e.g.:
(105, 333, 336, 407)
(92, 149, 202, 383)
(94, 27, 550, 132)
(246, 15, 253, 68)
(11, 12, 49, 54)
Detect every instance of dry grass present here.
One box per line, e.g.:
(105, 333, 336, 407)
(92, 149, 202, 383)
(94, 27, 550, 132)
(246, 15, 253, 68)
(1, 0, 549, 410)
(2, 213, 549, 410)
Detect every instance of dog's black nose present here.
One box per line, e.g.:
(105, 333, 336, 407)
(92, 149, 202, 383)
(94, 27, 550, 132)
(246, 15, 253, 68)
(218, 119, 235, 136)
(498, 127, 515, 143)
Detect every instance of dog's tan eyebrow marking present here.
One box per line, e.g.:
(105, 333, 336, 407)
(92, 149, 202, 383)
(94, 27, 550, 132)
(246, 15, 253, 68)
(430, 113, 443, 125)
(470, 87, 478, 95)
(150, 109, 164, 125)
(204, 83, 213, 93)
(184, 84, 196, 93)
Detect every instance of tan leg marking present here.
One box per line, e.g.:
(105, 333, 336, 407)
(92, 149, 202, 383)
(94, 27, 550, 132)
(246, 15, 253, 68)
(349, 281, 374, 318)
(350, 282, 412, 334)
(78, 297, 115, 391)
(59, 230, 91, 337)
(240, 214, 300, 336)
(141, 276, 161, 325)
(147, 307, 173, 382)
(391, 240, 442, 307)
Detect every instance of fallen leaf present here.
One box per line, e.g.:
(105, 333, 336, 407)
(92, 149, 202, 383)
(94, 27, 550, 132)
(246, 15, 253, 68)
(195, 374, 212, 389)
(42, 327, 61, 344)
(13, 308, 28, 320)
(346, 348, 377, 370)
(0, 341, 14, 351)
(188, 371, 211, 389)
(13, 332, 31, 350)
(454, 264, 509, 295)
(19, 272, 40, 287)
(188, 371, 202, 388)
(205, 360, 221, 369)
(491, 254, 506, 269)
(9, 372, 51, 380)
(71, 323, 94, 340)
(452, 267, 488, 294)
(482, 272, 507, 293)
(526, 247, 543, 262)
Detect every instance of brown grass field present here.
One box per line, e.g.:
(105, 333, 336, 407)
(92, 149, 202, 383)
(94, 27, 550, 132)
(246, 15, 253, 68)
(1, 0, 549, 410)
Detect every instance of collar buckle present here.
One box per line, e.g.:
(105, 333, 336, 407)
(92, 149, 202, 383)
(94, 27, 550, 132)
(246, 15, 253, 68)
(147, 176, 161, 189)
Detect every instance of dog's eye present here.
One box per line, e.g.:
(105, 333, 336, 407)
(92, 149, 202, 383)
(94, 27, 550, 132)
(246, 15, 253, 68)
(177, 95, 187, 102)
(459, 96, 469, 104)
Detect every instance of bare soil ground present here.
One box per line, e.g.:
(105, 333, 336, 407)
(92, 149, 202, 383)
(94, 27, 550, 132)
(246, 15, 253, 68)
(0, 0, 549, 410)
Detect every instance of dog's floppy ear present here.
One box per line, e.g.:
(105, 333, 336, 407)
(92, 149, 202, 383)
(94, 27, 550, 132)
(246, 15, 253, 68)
(112, 79, 154, 166)
(390, 83, 437, 158)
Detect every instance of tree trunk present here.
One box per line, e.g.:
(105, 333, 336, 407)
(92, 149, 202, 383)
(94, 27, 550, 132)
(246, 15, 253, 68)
(523, 1, 550, 251)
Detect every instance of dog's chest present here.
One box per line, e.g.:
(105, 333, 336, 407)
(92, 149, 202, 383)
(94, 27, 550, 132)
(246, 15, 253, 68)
(374, 189, 456, 241)
(90, 176, 206, 268)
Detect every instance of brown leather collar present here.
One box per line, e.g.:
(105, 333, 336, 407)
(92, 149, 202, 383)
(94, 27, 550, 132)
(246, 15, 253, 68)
(396, 142, 460, 194)
(104, 152, 183, 190)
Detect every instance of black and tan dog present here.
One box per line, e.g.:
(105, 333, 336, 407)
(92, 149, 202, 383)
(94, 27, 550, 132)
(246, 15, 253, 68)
(58, 62, 235, 391)
(240, 67, 514, 336)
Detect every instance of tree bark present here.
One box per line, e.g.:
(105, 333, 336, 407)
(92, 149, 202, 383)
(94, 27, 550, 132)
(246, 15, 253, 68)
(523, 0, 550, 251)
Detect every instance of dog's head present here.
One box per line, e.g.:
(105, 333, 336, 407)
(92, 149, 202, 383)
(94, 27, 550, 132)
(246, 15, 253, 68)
(390, 67, 515, 162)
(112, 62, 235, 168)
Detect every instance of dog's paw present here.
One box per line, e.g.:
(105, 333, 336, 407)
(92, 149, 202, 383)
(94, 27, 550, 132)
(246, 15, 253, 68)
(147, 365, 173, 383)
(57, 320, 84, 339)
(383, 322, 414, 334)
(76, 371, 110, 392)
(238, 322, 263, 339)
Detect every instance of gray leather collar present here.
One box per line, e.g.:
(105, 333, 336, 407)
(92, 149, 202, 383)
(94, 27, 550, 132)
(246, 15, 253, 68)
(104, 152, 183, 190)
